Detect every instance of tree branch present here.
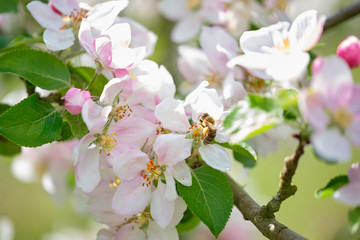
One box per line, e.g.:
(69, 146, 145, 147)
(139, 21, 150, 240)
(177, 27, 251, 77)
(227, 175, 307, 240)
(261, 136, 308, 217)
(324, 0, 360, 31)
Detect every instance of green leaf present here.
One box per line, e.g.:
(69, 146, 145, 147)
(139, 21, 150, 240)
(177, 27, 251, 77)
(58, 121, 74, 141)
(248, 94, 277, 112)
(243, 122, 278, 140)
(176, 208, 201, 233)
(277, 89, 300, 119)
(217, 142, 257, 164)
(177, 166, 233, 237)
(223, 106, 240, 129)
(315, 175, 349, 198)
(0, 49, 70, 90)
(0, 135, 21, 156)
(349, 207, 360, 234)
(0, 94, 63, 147)
(68, 65, 108, 96)
(62, 111, 88, 139)
(0, 104, 11, 115)
(0, 0, 17, 13)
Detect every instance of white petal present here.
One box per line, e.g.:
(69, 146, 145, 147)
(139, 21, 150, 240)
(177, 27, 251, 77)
(110, 46, 136, 69)
(115, 223, 146, 240)
(155, 98, 190, 132)
(168, 197, 187, 227)
(150, 182, 175, 229)
(312, 128, 352, 163)
(87, 0, 129, 31)
(164, 171, 178, 201)
(78, 19, 96, 57)
(103, 23, 131, 48)
(172, 161, 192, 186)
(27, 1, 64, 29)
(43, 28, 75, 51)
(82, 99, 111, 132)
(158, 0, 189, 20)
(51, 0, 79, 15)
(289, 10, 325, 51)
(171, 13, 202, 43)
(99, 76, 130, 104)
(199, 144, 232, 172)
(148, 221, 179, 240)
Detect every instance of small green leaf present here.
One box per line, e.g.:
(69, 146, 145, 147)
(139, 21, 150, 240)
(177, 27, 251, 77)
(0, 49, 70, 90)
(177, 166, 233, 237)
(223, 106, 240, 129)
(68, 65, 108, 96)
(217, 142, 257, 164)
(0, 94, 63, 147)
(62, 111, 88, 139)
(277, 89, 300, 119)
(349, 207, 360, 234)
(176, 208, 201, 233)
(248, 94, 277, 112)
(243, 122, 278, 140)
(315, 175, 349, 198)
(58, 120, 74, 141)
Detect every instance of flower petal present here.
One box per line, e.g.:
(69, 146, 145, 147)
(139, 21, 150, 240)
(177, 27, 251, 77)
(154, 98, 190, 132)
(171, 13, 201, 43)
(27, 1, 64, 29)
(168, 197, 187, 227)
(346, 118, 360, 147)
(348, 162, 360, 183)
(112, 176, 152, 216)
(312, 128, 352, 163)
(116, 223, 146, 240)
(147, 221, 179, 240)
(151, 181, 175, 228)
(99, 76, 131, 104)
(199, 144, 232, 172)
(51, 0, 79, 15)
(153, 133, 192, 166)
(164, 171, 177, 201)
(43, 28, 75, 51)
(82, 99, 111, 132)
(79, 19, 96, 57)
(333, 182, 360, 206)
(171, 161, 192, 186)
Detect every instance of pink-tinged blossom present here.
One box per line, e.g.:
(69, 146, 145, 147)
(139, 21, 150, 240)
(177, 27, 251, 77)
(178, 26, 246, 106)
(27, 0, 129, 51)
(298, 56, 360, 162)
(228, 10, 326, 82)
(311, 57, 324, 75)
(336, 35, 360, 68)
(333, 163, 360, 205)
(79, 19, 145, 74)
(158, 0, 227, 43)
(155, 82, 232, 172)
(62, 87, 91, 115)
(110, 134, 192, 228)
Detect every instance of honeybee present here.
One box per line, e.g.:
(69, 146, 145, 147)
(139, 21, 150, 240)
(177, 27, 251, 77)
(198, 113, 217, 145)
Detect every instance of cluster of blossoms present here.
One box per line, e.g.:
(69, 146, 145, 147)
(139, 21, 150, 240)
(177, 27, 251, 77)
(22, 0, 360, 237)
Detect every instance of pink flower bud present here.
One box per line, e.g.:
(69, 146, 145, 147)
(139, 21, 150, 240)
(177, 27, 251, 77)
(62, 88, 91, 115)
(311, 57, 324, 75)
(336, 35, 360, 68)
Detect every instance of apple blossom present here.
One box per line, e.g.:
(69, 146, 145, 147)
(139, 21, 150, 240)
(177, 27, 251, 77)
(62, 87, 91, 115)
(336, 35, 360, 68)
(333, 162, 360, 206)
(227, 10, 326, 82)
(27, 0, 129, 51)
(298, 56, 360, 162)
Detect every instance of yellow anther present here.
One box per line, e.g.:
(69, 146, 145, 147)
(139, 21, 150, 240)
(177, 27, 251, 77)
(333, 106, 353, 128)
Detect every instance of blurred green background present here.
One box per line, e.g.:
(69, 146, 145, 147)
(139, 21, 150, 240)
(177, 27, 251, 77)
(1, 0, 360, 239)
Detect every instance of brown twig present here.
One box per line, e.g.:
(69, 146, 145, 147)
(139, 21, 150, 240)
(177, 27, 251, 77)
(260, 136, 308, 217)
(227, 175, 307, 240)
(324, 0, 360, 31)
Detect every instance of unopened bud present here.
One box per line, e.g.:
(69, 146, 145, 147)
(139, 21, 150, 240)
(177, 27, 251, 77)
(336, 35, 360, 68)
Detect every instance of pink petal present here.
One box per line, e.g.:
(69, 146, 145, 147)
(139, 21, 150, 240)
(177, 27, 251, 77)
(27, 1, 64, 29)
(171, 161, 192, 186)
(82, 99, 111, 133)
(51, 0, 79, 15)
(348, 162, 360, 183)
(74, 143, 101, 193)
(150, 182, 175, 229)
(337, 36, 360, 68)
(99, 76, 132, 104)
(78, 19, 96, 57)
(111, 116, 156, 147)
(153, 134, 192, 166)
(346, 118, 360, 147)
(147, 221, 179, 240)
(333, 182, 360, 206)
(199, 144, 232, 172)
(87, 0, 129, 31)
(171, 13, 202, 43)
(312, 128, 352, 163)
(154, 98, 190, 132)
(95, 35, 112, 68)
(112, 176, 152, 216)
(348, 85, 360, 114)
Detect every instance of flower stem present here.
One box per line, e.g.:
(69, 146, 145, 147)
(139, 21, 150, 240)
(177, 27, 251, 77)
(85, 65, 102, 91)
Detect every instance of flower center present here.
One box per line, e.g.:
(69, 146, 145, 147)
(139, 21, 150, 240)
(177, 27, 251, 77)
(60, 8, 89, 30)
(115, 104, 133, 120)
(186, 0, 201, 10)
(191, 113, 217, 145)
(140, 160, 165, 187)
(109, 177, 121, 189)
(333, 106, 353, 128)
(99, 131, 118, 155)
(155, 121, 171, 135)
(275, 38, 290, 54)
